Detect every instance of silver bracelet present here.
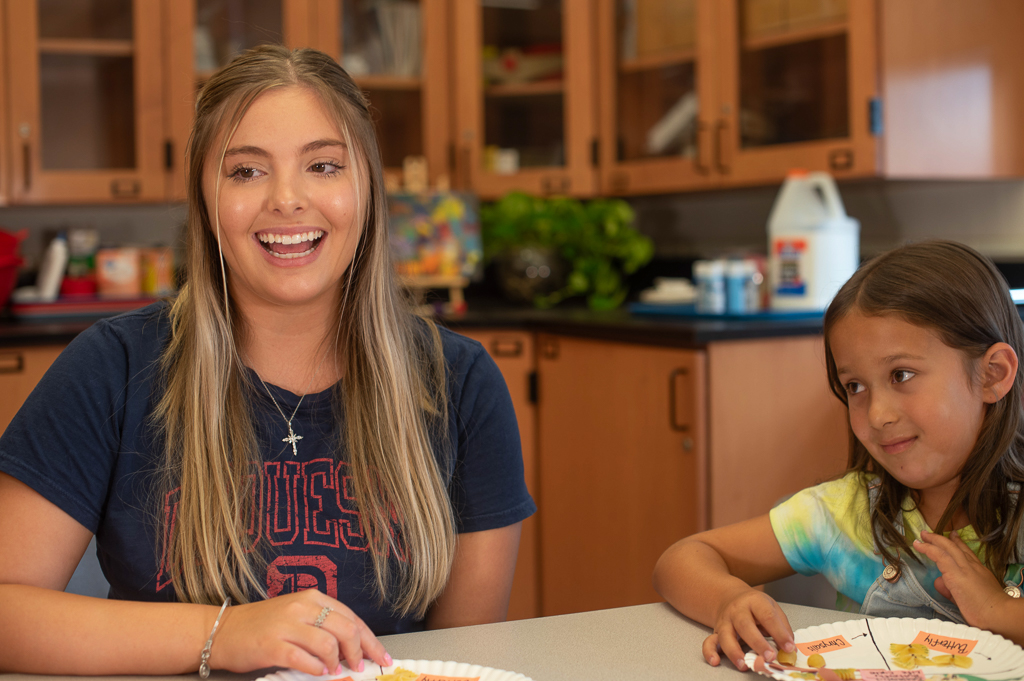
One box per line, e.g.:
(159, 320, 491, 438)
(199, 597, 231, 679)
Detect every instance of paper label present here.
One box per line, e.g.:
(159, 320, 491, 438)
(797, 634, 852, 656)
(861, 670, 926, 681)
(912, 631, 977, 656)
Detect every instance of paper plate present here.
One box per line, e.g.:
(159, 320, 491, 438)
(256, 658, 532, 681)
(744, 617, 1024, 680)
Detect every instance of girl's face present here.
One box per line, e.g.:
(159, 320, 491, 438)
(202, 85, 363, 314)
(829, 310, 986, 510)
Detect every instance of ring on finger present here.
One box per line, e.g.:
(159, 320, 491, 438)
(313, 606, 333, 628)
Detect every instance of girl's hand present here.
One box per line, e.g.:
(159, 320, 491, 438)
(702, 588, 795, 671)
(914, 530, 1007, 629)
(209, 589, 392, 675)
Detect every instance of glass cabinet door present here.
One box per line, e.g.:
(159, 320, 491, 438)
(6, 0, 164, 202)
(325, 0, 449, 190)
(454, 0, 597, 198)
(714, 0, 877, 185)
(164, 0, 313, 200)
(597, 0, 718, 195)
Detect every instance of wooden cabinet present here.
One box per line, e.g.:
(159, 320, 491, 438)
(457, 329, 539, 621)
(312, 0, 452, 191)
(596, 0, 1024, 195)
(536, 334, 706, 616)
(0, 345, 64, 433)
(163, 0, 316, 200)
(465, 329, 848, 618)
(6, 0, 166, 203)
(596, 0, 877, 195)
(452, 0, 598, 199)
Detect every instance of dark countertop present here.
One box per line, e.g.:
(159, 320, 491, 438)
(0, 302, 825, 350)
(438, 304, 824, 348)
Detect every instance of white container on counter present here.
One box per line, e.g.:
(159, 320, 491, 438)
(767, 171, 859, 311)
(694, 259, 726, 314)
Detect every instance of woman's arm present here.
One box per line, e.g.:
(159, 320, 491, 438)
(653, 514, 798, 670)
(0, 472, 389, 675)
(425, 523, 522, 629)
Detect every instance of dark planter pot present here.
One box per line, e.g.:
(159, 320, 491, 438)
(494, 247, 566, 304)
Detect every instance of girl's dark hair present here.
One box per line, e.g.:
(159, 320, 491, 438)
(823, 239, 1024, 577)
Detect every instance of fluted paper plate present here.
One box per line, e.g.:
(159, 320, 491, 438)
(744, 617, 1024, 680)
(255, 658, 532, 681)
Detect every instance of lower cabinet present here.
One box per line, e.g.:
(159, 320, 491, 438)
(463, 329, 849, 619)
(535, 334, 706, 616)
(0, 345, 64, 434)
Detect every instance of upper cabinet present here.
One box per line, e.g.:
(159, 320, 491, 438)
(452, 0, 598, 200)
(315, 0, 451, 190)
(596, 0, 877, 196)
(6, 0, 166, 203)
(163, 0, 315, 200)
(713, 0, 877, 186)
(596, 0, 717, 195)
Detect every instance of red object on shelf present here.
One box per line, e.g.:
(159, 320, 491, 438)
(60, 276, 98, 297)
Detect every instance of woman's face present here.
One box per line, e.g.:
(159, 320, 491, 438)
(202, 85, 364, 314)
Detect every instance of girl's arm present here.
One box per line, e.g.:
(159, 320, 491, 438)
(653, 514, 799, 670)
(425, 522, 522, 629)
(0, 472, 389, 675)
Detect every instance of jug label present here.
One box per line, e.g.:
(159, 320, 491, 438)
(774, 238, 807, 296)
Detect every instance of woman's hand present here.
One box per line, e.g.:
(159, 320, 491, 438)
(914, 530, 1009, 629)
(702, 588, 795, 671)
(209, 590, 391, 675)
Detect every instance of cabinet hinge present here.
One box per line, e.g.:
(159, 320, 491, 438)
(165, 140, 174, 170)
(591, 138, 599, 167)
(528, 370, 538, 405)
(869, 98, 883, 136)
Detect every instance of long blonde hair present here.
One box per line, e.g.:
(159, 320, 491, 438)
(154, 45, 454, 619)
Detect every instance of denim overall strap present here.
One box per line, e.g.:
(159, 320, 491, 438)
(858, 482, 966, 623)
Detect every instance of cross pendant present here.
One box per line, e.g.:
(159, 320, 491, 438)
(283, 425, 303, 456)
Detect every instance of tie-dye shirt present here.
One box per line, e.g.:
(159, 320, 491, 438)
(769, 471, 1023, 612)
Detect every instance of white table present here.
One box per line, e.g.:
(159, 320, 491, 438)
(0, 602, 867, 681)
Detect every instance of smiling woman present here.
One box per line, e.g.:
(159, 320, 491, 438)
(0, 46, 534, 677)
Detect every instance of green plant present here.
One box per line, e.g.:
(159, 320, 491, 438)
(481, 192, 654, 310)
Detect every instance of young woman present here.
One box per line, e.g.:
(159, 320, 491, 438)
(0, 45, 534, 676)
(654, 240, 1024, 670)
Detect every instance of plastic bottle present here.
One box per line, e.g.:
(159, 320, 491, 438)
(767, 171, 859, 311)
(726, 259, 761, 314)
(35, 233, 69, 302)
(694, 259, 726, 314)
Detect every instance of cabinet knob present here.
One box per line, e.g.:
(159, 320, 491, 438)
(0, 353, 25, 374)
(110, 179, 141, 198)
(682, 437, 694, 453)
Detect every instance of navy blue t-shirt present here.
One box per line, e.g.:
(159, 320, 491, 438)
(0, 303, 534, 634)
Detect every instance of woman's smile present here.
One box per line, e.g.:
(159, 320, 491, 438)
(255, 228, 326, 261)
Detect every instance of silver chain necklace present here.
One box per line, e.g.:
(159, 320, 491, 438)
(255, 373, 306, 456)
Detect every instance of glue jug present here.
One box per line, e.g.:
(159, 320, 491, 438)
(767, 171, 859, 311)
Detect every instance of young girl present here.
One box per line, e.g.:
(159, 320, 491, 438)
(654, 240, 1024, 670)
(0, 46, 533, 675)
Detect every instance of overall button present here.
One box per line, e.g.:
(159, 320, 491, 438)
(1004, 585, 1022, 599)
(883, 564, 902, 583)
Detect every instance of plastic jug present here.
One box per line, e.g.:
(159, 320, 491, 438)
(767, 171, 859, 311)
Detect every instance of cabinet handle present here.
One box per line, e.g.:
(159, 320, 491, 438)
(490, 337, 523, 358)
(669, 367, 690, 432)
(829, 148, 854, 171)
(694, 121, 711, 175)
(22, 143, 31, 192)
(715, 120, 731, 175)
(540, 337, 559, 360)
(0, 353, 25, 374)
(110, 179, 141, 198)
